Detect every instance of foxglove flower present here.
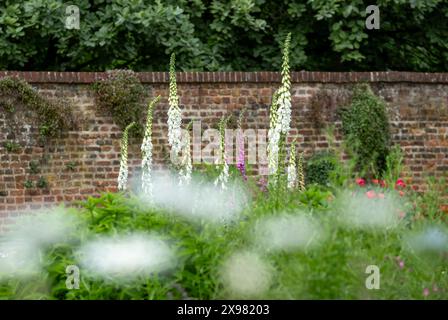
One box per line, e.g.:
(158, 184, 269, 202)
(167, 53, 182, 162)
(215, 116, 230, 190)
(267, 91, 280, 175)
(287, 143, 297, 189)
(179, 127, 192, 186)
(276, 32, 292, 134)
(118, 122, 135, 191)
(267, 33, 292, 176)
(141, 96, 160, 198)
(214, 160, 229, 190)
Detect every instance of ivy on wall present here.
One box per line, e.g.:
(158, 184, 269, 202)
(0, 76, 74, 194)
(0, 76, 74, 143)
(93, 70, 146, 137)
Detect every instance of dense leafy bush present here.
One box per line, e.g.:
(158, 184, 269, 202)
(0, 0, 447, 71)
(340, 84, 390, 176)
(305, 151, 337, 186)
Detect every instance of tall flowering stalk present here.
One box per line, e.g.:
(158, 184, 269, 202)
(277, 32, 292, 134)
(297, 151, 306, 192)
(267, 33, 292, 178)
(141, 96, 160, 198)
(118, 122, 136, 192)
(179, 122, 192, 186)
(215, 116, 230, 190)
(167, 53, 182, 163)
(287, 142, 297, 189)
(267, 91, 280, 176)
(236, 108, 247, 181)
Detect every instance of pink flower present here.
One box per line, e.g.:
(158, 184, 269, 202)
(423, 288, 430, 297)
(399, 190, 405, 197)
(378, 193, 385, 199)
(372, 179, 379, 185)
(356, 178, 366, 187)
(433, 285, 439, 292)
(365, 190, 376, 199)
(395, 179, 406, 189)
(379, 180, 386, 188)
(398, 261, 404, 269)
(398, 211, 406, 219)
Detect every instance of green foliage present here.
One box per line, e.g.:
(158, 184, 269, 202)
(24, 180, 34, 189)
(340, 84, 390, 176)
(1, 177, 447, 300)
(383, 145, 405, 187)
(65, 161, 77, 171)
(29, 160, 40, 174)
(3, 141, 21, 153)
(411, 176, 448, 221)
(0, 77, 73, 139)
(0, 1, 446, 71)
(94, 70, 145, 136)
(36, 176, 48, 189)
(305, 151, 337, 187)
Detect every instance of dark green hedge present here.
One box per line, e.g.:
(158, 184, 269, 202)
(0, 0, 447, 72)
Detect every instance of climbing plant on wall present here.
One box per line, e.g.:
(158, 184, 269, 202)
(0, 76, 74, 143)
(93, 69, 146, 137)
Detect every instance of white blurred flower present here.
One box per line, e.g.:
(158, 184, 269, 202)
(78, 234, 175, 280)
(404, 226, 448, 254)
(339, 190, 401, 230)
(220, 251, 272, 297)
(254, 214, 324, 252)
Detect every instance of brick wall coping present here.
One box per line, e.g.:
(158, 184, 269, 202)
(0, 71, 447, 84)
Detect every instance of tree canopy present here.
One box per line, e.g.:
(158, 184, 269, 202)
(0, 0, 447, 71)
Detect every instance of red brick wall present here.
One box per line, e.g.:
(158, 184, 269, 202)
(1, 72, 447, 229)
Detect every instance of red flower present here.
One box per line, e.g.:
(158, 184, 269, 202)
(372, 179, 379, 185)
(399, 190, 405, 197)
(395, 179, 406, 188)
(356, 178, 366, 187)
(379, 180, 386, 188)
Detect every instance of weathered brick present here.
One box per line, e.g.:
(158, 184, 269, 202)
(1, 72, 447, 222)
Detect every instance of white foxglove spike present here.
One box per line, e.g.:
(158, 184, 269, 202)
(287, 143, 297, 190)
(118, 122, 136, 192)
(141, 96, 160, 198)
(167, 53, 182, 162)
(179, 128, 192, 186)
